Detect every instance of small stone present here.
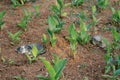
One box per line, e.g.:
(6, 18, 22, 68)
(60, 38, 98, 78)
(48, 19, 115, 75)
(91, 35, 106, 48)
(16, 43, 46, 55)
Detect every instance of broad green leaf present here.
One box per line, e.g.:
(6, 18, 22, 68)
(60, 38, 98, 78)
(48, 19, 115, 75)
(32, 45, 38, 58)
(114, 69, 120, 76)
(112, 28, 120, 42)
(0, 10, 6, 20)
(25, 54, 32, 64)
(55, 58, 67, 80)
(14, 31, 22, 38)
(40, 57, 56, 80)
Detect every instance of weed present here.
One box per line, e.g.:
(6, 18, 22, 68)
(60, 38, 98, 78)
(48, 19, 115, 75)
(36, 56, 67, 80)
(111, 7, 120, 26)
(8, 31, 22, 44)
(97, 0, 108, 9)
(72, 0, 85, 7)
(77, 20, 90, 45)
(68, 24, 78, 57)
(0, 10, 6, 30)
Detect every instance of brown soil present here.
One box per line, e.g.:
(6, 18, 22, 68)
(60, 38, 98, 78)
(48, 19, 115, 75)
(0, 0, 120, 80)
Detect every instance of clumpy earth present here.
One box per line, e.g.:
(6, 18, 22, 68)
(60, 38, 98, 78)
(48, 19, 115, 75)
(0, 0, 120, 80)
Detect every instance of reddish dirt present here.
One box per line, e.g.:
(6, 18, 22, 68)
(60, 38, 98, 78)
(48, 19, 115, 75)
(0, 0, 120, 80)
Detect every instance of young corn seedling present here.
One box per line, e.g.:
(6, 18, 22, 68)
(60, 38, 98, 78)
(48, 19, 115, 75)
(97, 0, 108, 9)
(77, 20, 90, 45)
(17, 16, 28, 31)
(47, 15, 64, 46)
(91, 5, 101, 32)
(111, 27, 120, 50)
(23, 9, 32, 21)
(42, 34, 48, 44)
(8, 31, 22, 44)
(72, 0, 85, 7)
(47, 15, 64, 33)
(33, 4, 41, 17)
(17, 9, 32, 31)
(102, 35, 120, 80)
(36, 56, 67, 80)
(102, 55, 120, 80)
(0, 10, 6, 30)
(111, 8, 120, 26)
(68, 24, 78, 57)
(25, 45, 42, 64)
(51, 0, 68, 17)
(47, 30, 57, 47)
(74, 11, 87, 25)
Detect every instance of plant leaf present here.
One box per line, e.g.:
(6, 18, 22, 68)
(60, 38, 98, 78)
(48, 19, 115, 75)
(31, 44, 38, 58)
(39, 57, 56, 80)
(55, 58, 67, 80)
(114, 69, 120, 76)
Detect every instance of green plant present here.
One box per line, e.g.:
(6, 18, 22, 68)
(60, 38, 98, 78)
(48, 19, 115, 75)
(111, 27, 120, 50)
(102, 55, 120, 80)
(47, 15, 64, 46)
(23, 9, 32, 20)
(51, 0, 67, 17)
(36, 56, 67, 80)
(25, 44, 42, 64)
(0, 10, 6, 30)
(8, 31, 22, 44)
(75, 11, 87, 24)
(77, 20, 90, 45)
(33, 4, 41, 17)
(91, 5, 101, 31)
(1, 56, 15, 65)
(17, 9, 32, 31)
(102, 35, 120, 80)
(68, 24, 78, 57)
(97, 0, 108, 9)
(72, 0, 85, 7)
(48, 31, 57, 47)
(42, 34, 48, 44)
(11, 0, 26, 7)
(111, 8, 120, 26)
(17, 16, 28, 31)
(47, 15, 64, 33)
(8, 59, 15, 65)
